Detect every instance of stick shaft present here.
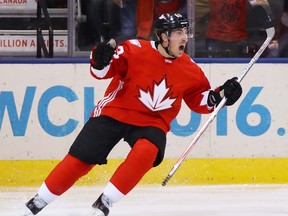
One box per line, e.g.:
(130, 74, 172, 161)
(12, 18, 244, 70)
(237, 27, 275, 83)
(162, 27, 275, 186)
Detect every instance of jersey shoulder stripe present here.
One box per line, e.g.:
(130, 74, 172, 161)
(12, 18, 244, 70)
(126, 39, 157, 51)
(128, 39, 142, 47)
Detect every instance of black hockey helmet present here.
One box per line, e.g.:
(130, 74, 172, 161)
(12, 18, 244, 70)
(154, 13, 189, 38)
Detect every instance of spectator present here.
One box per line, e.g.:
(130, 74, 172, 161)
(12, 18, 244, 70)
(136, 0, 186, 40)
(247, 0, 286, 57)
(278, 1, 288, 57)
(194, 0, 210, 57)
(266, 0, 288, 57)
(205, 0, 248, 57)
(135, 0, 154, 39)
(77, 0, 121, 50)
(154, 0, 186, 16)
(117, 0, 138, 42)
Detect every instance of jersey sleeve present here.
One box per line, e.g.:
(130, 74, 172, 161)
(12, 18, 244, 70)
(183, 68, 214, 114)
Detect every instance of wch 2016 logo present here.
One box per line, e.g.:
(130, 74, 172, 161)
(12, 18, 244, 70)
(0, 85, 282, 137)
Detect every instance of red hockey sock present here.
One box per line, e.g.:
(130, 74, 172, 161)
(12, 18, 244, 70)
(110, 138, 158, 195)
(45, 154, 94, 195)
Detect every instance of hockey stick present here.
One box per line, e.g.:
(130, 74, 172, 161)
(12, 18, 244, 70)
(162, 4, 275, 186)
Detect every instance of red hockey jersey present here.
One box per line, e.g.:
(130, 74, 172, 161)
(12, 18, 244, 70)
(90, 39, 213, 132)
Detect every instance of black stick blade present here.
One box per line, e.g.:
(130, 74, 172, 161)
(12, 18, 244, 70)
(252, 4, 274, 29)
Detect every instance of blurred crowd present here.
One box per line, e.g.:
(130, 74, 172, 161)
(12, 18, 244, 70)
(76, 0, 187, 50)
(77, 0, 288, 57)
(1, 0, 287, 57)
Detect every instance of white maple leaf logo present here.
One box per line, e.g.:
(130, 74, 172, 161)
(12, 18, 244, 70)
(138, 78, 176, 111)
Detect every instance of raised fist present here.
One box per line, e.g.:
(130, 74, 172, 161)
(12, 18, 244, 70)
(90, 41, 116, 70)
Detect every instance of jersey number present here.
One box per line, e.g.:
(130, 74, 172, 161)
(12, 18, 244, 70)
(113, 46, 124, 59)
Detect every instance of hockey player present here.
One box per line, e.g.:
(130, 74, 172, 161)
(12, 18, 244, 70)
(24, 13, 242, 216)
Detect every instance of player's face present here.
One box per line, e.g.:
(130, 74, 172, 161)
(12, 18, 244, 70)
(168, 27, 189, 57)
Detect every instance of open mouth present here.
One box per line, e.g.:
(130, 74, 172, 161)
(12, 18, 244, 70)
(179, 45, 185, 51)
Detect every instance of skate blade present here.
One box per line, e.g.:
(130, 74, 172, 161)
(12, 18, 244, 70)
(86, 208, 105, 216)
(20, 209, 33, 216)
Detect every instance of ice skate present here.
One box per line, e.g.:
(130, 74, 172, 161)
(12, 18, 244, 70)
(25, 194, 47, 215)
(87, 194, 111, 216)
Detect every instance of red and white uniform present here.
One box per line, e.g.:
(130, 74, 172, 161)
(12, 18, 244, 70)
(90, 39, 213, 133)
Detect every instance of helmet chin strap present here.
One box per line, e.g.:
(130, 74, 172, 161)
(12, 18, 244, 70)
(161, 40, 176, 58)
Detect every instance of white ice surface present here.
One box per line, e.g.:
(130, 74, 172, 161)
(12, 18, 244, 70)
(1, 184, 288, 216)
